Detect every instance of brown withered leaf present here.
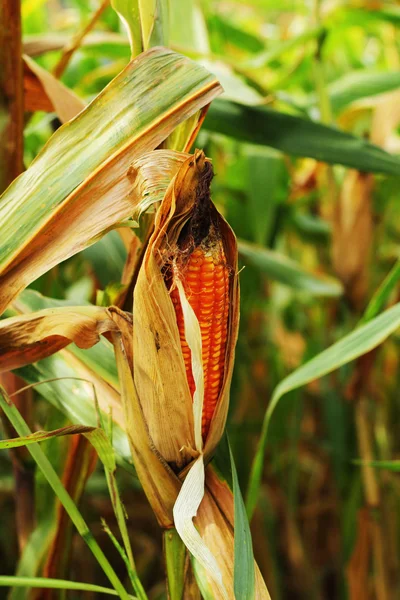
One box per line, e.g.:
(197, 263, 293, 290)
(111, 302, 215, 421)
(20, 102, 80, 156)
(332, 169, 373, 309)
(346, 508, 371, 600)
(23, 55, 86, 123)
(333, 87, 400, 309)
(0, 306, 118, 372)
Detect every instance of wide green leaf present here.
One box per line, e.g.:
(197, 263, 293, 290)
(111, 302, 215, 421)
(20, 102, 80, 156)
(238, 239, 343, 297)
(205, 99, 400, 174)
(246, 302, 400, 518)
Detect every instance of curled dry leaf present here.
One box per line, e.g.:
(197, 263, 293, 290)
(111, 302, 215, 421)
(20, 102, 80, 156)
(0, 306, 118, 372)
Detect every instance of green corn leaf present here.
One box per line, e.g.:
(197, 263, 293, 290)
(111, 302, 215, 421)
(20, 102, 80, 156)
(110, 0, 142, 57)
(204, 99, 400, 175)
(238, 240, 343, 297)
(163, 528, 186, 600)
(360, 260, 400, 324)
(243, 25, 323, 68)
(246, 302, 400, 518)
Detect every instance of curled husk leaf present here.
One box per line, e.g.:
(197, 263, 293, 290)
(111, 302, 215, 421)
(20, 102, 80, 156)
(133, 150, 239, 470)
(192, 464, 271, 600)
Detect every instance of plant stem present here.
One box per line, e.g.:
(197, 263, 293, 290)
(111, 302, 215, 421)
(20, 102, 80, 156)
(0, 0, 24, 188)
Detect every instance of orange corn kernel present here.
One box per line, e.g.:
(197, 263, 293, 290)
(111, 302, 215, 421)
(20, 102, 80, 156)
(170, 236, 230, 440)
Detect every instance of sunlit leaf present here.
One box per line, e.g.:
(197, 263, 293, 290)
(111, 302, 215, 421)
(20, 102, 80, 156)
(0, 48, 222, 315)
(304, 71, 400, 114)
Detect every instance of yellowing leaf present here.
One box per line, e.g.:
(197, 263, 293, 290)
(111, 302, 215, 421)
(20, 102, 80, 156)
(0, 48, 222, 315)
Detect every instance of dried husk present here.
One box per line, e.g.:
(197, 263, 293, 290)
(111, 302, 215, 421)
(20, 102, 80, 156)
(133, 150, 239, 469)
(191, 465, 271, 599)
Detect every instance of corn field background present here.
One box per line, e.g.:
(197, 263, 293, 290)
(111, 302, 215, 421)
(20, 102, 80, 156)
(1, 0, 400, 599)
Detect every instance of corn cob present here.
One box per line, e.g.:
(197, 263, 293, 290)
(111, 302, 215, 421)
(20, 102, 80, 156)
(170, 234, 230, 440)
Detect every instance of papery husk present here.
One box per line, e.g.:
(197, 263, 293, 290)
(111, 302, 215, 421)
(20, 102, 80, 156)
(112, 330, 181, 528)
(190, 465, 271, 600)
(133, 150, 239, 469)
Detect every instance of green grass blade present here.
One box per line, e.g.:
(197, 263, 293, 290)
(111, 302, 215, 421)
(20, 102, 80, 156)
(246, 302, 400, 518)
(360, 260, 400, 324)
(0, 387, 131, 600)
(0, 576, 136, 597)
(92, 402, 148, 600)
(205, 99, 400, 175)
(238, 239, 343, 297)
(229, 441, 255, 600)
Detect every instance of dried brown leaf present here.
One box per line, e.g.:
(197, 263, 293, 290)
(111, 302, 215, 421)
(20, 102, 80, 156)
(332, 170, 373, 308)
(0, 306, 118, 371)
(23, 55, 86, 123)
